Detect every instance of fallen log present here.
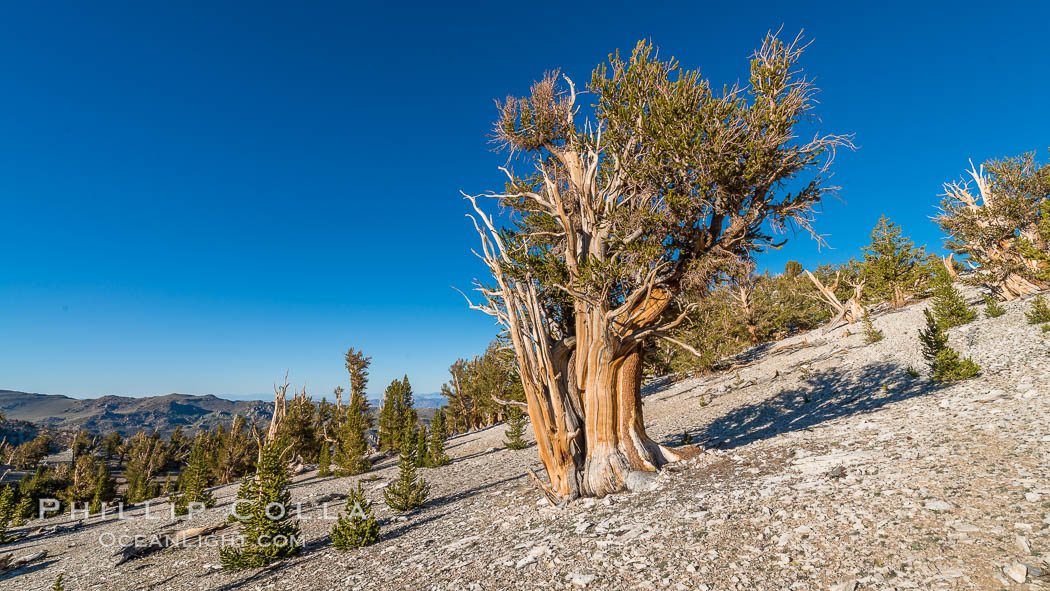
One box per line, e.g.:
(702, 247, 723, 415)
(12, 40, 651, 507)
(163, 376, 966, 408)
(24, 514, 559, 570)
(0, 550, 47, 575)
(113, 521, 229, 566)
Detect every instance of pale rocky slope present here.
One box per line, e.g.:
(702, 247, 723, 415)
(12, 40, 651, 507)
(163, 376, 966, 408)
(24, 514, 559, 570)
(3, 287, 1049, 590)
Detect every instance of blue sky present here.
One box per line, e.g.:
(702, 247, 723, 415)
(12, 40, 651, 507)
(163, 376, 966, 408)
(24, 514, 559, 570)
(2, 1, 1048, 400)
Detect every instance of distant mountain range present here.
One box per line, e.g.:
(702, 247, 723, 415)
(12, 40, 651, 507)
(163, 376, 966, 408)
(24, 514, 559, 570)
(0, 390, 273, 437)
(0, 389, 448, 437)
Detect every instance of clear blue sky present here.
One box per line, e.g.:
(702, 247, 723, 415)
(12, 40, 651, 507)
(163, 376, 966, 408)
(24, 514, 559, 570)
(2, 1, 1048, 400)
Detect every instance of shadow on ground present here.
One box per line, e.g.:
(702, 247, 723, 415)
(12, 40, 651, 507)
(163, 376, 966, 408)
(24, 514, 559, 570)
(669, 361, 939, 450)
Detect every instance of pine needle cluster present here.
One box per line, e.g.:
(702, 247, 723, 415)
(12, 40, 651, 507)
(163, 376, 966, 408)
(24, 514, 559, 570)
(172, 436, 215, 516)
(220, 439, 301, 569)
(503, 408, 529, 450)
(983, 295, 1006, 318)
(919, 309, 980, 382)
(383, 445, 429, 512)
(330, 481, 380, 549)
(1026, 294, 1050, 324)
(861, 309, 884, 343)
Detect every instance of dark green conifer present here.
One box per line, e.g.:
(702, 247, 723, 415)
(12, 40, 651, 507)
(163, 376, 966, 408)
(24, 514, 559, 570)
(88, 465, 116, 514)
(414, 427, 429, 468)
(919, 308, 980, 381)
(930, 269, 976, 329)
(983, 295, 1006, 318)
(860, 216, 932, 308)
(0, 484, 16, 543)
(317, 442, 332, 477)
(861, 309, 884, 343)
(427, 409, 449, 467)
(1026, 294, 1050, 324)
(504, 408, 528, 450)
(220, 439, 301, 569)
(172, 435, 215, 516)
(334, 386, 372, 476)
(330, 481, 379, 549)
(383, 445, 429, 512)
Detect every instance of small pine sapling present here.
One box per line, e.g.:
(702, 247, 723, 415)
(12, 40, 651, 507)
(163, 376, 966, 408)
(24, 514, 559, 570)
(1025, 294, 1050, 324)
(0, 485, 16, 543)
(983, 295, 1006, 318)
(52, 575, 65, 591)
(220, 439, 301, 569)
(317, 443, 331, 477)
(861, 309, 884, 343)
(503, 408, 528, 450)
(681, 431, 693, 445)
(427, 409, 449, 467)
(414, 427, 429, 468)
(930, 270, 976, 329)
(330, 481, 379, 549)
(173, 436, 215, 516)
(383, 445, 429, 512)
(919, 309, 980, 381)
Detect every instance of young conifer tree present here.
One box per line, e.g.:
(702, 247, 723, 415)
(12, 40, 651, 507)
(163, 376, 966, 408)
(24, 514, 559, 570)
(0, 484, 16, 542)
(335, 386, 372, 476)
(983, 295, 1006, 318)
(89, 465, 116, 514)
(860, 216, 932, 308)
(428, 408, 449, 466)
(919, 308, 980, 381)
(861, 309, 884, 343)
(930, 268, 977, 329)
(317, 442, 332, 477)
(220, 438, 301, 569)
(383, 444, 429, 512)
(1026, 294, 1050, 324)
(503, 408, 528, 450)
(330, 481, 380, 549)
(172, 435, 215, 516)
(414, 427, 429, 468)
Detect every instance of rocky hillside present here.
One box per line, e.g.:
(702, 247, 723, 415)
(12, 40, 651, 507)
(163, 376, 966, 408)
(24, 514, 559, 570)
(0, 391, 273, 437)
(2, 288, 1049, 590)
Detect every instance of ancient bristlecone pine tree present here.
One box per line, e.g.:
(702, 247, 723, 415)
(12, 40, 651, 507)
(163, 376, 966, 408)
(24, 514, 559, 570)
(462, 32, 849, 499)
(937, 152, 1050, 299)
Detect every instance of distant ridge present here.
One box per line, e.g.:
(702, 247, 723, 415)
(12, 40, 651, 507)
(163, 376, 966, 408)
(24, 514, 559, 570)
(0, 390, 273, 437)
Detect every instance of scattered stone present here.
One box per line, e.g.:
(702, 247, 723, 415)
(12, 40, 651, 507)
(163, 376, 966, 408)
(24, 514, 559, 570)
(569, 573, 596, 587)
(925, 500, 951, 512)
(625, 471, 659, 493)
(1006, 563, 1028, 584)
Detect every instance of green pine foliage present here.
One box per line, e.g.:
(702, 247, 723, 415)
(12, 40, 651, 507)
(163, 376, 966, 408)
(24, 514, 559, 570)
(123, 431, 168, 503)
(378, 376, 417, 451)
(427, 409, 449, 467)
(919, 309, 980, 381)
(330, 481, 379, 549)
(317, 442, 332, 477)
(383, 445, 429, 512)
(860, 216, 934, 307)
(220, 439, 301, 569)
(172, 435, 215, 516)
(0, 484, 17, 543)
(861, 309, 884, 343)
(1026, 295, 1050, 324)
(88, 465, 116, 514)
(503, 408, 528, 450)
(52, 575, 65, 591)
(334, 385, 372, 476)
(983, 295, 1006, 318)
(930, 270, 977, 329)
(414, 427, 429, 468)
